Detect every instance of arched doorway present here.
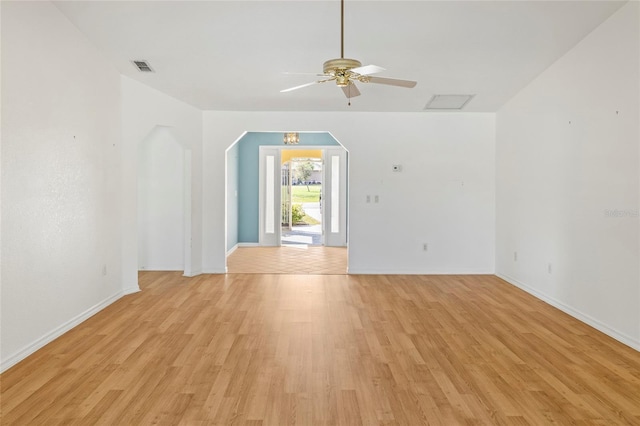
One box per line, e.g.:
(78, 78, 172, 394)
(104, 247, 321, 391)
(137, 126, 192, 275)
(225, 131, 349, 274)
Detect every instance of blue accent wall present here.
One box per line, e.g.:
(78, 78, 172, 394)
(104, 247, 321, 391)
(237, 132, 339, 244)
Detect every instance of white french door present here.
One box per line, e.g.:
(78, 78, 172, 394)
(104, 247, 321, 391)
(258, 147, 281, 246)
(259, 145, 347, 247)
(323, 147, 347, 247)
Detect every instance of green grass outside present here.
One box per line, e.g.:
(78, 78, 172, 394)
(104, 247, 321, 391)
(292, 184, 321, 203)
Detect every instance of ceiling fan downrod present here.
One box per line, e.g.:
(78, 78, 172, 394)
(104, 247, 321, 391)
(341, 0, 344, 58)
(323, 0, 362, 83)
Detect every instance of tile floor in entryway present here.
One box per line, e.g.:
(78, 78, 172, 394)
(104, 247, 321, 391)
(226, 246, 347, 274)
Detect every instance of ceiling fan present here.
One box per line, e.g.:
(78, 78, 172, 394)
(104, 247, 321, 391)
(280, 0, 417, 103)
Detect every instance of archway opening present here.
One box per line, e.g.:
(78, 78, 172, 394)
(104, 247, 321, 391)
(225, 131, 349, 274)
(137, 126, 191, 273)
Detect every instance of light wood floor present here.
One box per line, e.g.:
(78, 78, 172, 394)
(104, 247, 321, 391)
(227, 246, 347, 274)
(2, 273, 640, 425)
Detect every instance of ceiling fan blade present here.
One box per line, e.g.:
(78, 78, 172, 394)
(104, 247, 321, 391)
(350, 64, 385, 76)
(280, 78, 335, 93)
(367, 76, 417, 88)
(341, 82, 361, 99)
(280, 82, 319, 93)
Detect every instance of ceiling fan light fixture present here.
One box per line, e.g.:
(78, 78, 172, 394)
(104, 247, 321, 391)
(336, 76, 350, 87)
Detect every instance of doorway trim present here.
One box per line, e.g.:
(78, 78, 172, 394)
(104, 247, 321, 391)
(258, 144, 348, 248)
(224, 131, 350, 273)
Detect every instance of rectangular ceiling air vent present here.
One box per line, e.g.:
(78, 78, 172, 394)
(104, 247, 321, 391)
(132, 60, 154, 73)
(424, 94, 475, 110)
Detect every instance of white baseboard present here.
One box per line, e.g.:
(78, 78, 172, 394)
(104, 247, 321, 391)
(122, 286, 141, 295)
(226, 242, 263, 258)
(348, 268, 495, 275)
(224, 241, 268, 254)
(226, 244, 239, 256)
(496, 273, 640, 352)
(201, 268, 227, 274)
(183, 270, 202, 278)
(0, 290, 125, 373)
(138, 266, 184, 271)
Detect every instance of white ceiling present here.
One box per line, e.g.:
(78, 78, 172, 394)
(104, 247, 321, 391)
(54, 1, 626, 112)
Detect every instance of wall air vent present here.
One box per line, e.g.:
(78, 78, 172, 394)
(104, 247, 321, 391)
(424, 94, 475, 110)
(132, 60, 154, 73)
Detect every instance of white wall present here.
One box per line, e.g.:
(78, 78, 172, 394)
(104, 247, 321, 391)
(121, 76, 203, 283)
(226, 143, 239, 252)
(1, 2, 123, 370)
(138, 127, 185, 270)
(496, 2, 640, 349)
(203, 112, 496, 274)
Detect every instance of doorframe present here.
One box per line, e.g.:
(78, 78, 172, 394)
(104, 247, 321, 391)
(283, 152, 326, 246)
(258, 144, 348, 247)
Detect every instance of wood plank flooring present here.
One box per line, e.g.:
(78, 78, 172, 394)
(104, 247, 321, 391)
(1, 273, 640, 425)
(227, 246, 347, 275)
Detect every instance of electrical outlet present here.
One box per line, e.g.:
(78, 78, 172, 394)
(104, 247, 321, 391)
(514, 251, 518, 261)
(366, 195, 370, 203)
(423, 243, 428, 252)
(374, 195, 379, 203)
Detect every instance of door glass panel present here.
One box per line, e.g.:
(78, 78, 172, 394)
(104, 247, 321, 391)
(266, 155, 274, 234)
(331, 155, 340, 233)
